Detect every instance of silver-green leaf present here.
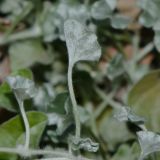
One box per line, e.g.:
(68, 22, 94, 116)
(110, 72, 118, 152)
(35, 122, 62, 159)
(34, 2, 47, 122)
(91, 0, 113, 20)
(6, 76, 37, 101)
(70, 136, 99, 152)
(114, 106, 145, 124)
(111, 14, 131, 29)
(137, 131, 160, 159)
(64, 19, 101, 67)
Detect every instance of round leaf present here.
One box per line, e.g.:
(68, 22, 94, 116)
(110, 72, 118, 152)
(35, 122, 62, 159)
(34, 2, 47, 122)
(128, 70, 160, 132)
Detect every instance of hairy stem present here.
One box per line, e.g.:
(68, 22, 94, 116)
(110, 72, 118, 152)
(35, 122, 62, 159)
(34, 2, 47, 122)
(0, 147, 70, 157)
(16, 97, 30, 149)
(68, 66, 81, 138)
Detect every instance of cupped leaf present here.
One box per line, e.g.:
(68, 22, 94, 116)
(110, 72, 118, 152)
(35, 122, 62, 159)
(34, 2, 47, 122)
(0, 69, 33, 112)
(6, 75, 37, 101)
(128, 70, 160, 132)
(69, 135, 99, 152)
(64, 19, 101, 67)
(137, 131, 160, 159)
(0, 111, 47, 160)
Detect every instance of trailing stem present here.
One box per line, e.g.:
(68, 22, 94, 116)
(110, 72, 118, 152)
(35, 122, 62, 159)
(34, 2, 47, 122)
(68, 66, 81, 138)
(16, 97, 30, 149)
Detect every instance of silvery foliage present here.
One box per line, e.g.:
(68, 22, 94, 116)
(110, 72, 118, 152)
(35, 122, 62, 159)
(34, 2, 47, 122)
(42, 0, 90, 42)
(69, 135, 99, 152)
(138, 0, 160, 51)
(64, 19, 101, 67)
(114, 106, 145, 124)
(91, 0, 131, 29)
(137, 131, 160, 159)
(6, 76, 37, 101)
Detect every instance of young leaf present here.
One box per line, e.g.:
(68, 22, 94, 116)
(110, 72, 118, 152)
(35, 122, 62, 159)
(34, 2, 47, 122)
(64, 19, 101, 67)
(0, 111, 47, 159)
(6, 75, 37, 101)
(0, 69, 33, 112)
(114, 106, 145, 124)
(69, 136, 99, 152)
(137, 131, 160, 159)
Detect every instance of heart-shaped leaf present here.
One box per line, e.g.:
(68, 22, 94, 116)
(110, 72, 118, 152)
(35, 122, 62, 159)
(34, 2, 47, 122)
(64, 19, 101, 67)
(0, 111, 47, 160)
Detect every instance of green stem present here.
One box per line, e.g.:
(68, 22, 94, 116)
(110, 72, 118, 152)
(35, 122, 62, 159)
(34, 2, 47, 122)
(68, 66, 81, 138)
(16, 98, 30, 149)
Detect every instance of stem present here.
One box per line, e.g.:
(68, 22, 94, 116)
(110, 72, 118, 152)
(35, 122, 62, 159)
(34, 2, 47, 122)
(68, 66, 81, 138)
(4, 2, 33, 37)
(135, 42, 154, 62)
(0, 26, 42, 45)
(95, 87, 121, 110)
(16, 97, 30, 149)
(0, 147, 70, 157)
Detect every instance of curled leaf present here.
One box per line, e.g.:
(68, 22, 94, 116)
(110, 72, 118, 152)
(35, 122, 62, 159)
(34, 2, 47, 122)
(137, 131, 160, 159)
(64, 19, 101, 67)
(70, 136, 99, 152)
(6, 75, 37, 101)
(114, 106, 145, 124)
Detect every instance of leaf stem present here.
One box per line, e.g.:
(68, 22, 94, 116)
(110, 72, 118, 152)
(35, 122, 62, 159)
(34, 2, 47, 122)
(0, 147, 95, 160)
(0, 26, 42, 45)
(16, 98, 30, 149)
(68, 66, 81, 138)
(0, 147, 70, 157)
